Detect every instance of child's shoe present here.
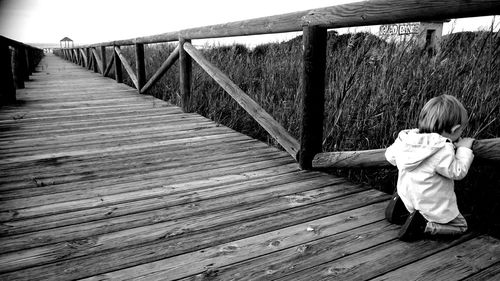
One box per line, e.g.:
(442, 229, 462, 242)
(398, 211, 427, 241)
(385, 192, 409, 225)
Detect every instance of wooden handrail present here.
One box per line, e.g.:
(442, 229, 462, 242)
(54, 0, 500, 169)
(0, 35, 43, 105)
(312, 138, 500, 169)
(68, 0, 499, 48)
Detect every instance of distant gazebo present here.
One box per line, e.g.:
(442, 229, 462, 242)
(60, 37, 74, 48)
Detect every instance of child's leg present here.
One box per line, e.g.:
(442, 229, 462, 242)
(424, 214, 468, 236)
(385, 191, 410, 225)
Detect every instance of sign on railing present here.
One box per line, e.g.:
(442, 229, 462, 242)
(379, 22, 420, 36)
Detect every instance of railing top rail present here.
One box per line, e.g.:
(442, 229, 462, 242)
(73, 0, 500, 48)
(0, 35, 42, 50)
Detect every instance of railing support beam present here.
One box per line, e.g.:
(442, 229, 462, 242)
(140, 45, 179, 94)
(299, 25, 327, 169)
(113, 46, 123, 83)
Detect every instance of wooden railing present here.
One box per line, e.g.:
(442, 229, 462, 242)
(54, 0, 500, 169)
(0, 36, 44, 106)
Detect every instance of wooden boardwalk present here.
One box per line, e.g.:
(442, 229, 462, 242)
(0, 54, 498, 281)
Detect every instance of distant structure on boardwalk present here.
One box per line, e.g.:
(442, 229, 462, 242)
(60, 37, 74, 49)
(379, 21, 448, 55)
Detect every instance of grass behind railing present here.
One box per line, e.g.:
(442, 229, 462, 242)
(113, 29, 499, 237)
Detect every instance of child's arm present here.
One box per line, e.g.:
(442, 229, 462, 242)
(435, 138, 474, 180)
(455, 137, 475, 149)
(385, 142, 399, 166)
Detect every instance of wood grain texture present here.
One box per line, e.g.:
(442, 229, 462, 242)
(371, 235, 500, 281)
(77, 0, 500, 47)
(461, 262, 500, 281)
(304, 0, 500, 28)
(313, 138, 500, 169)
(299, 25, 326, 169)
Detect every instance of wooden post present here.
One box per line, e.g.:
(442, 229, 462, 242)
(179, 37, 192, 112)
(0, 43, 16, 105)
(86, 48, 91, 70)
(87, 50, 92, 69)
(21, 48, 30, 80)
(100, 46, 107, 76)
(135, 43, 146, 93)
(12, 47, 25, 89)
(74, 49, 79, 64)
(25, 48, 33, 75)
(298, 25, 327, 169)
(77, 48, 82, 66)
(74, 49, 79, 65)
(114, 46, 123, 83)
(80, 49, 88, 68)
(92, 48, 98, 73)
(17, 46, 29, 81)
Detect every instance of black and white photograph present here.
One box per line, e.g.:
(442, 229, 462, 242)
(1, 0, 499, 280)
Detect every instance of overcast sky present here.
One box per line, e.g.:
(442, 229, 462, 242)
(0, 0, 497, 46)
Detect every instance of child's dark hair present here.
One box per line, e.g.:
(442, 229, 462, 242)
(418, 94, 468, 134)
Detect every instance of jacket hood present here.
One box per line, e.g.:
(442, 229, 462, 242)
(392, 129, 450, 171)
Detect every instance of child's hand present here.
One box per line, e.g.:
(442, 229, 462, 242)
(455, 137, 475, 149)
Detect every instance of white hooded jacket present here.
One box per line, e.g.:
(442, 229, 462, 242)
(385, 129, 474, 223)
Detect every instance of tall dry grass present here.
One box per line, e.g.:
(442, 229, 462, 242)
(114, 29, 499, 236)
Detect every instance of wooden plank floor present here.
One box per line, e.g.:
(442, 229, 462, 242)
(0, 54, 498, 281)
